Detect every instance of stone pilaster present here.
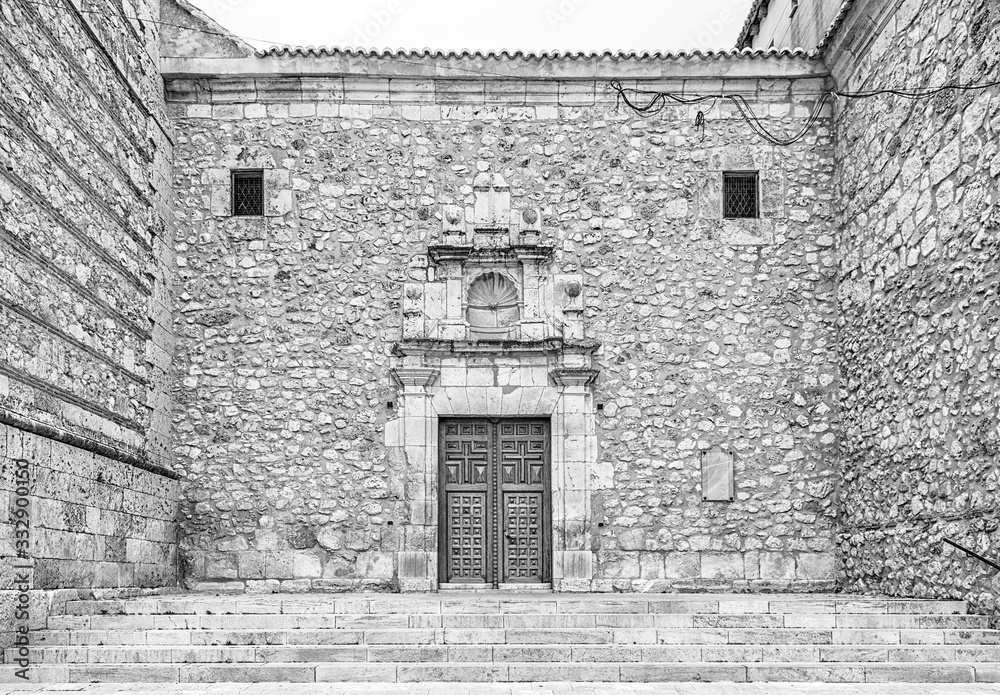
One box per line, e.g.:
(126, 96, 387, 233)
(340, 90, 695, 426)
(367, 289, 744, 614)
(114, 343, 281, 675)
(549, 365, 600, 590)
(388, 367, 440, 592)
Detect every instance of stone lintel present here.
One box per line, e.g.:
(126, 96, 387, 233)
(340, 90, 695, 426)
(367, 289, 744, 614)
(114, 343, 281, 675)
(394, 338, 599, 359)
(550, 367, 600, 387)
(427, 244, 555, 265)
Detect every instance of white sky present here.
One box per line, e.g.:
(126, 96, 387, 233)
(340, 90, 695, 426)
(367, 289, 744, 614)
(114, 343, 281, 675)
(186, 0, 756, 52)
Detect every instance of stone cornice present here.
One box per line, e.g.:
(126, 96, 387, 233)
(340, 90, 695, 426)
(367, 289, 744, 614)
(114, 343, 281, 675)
(390, 367, 440, 390)
(161, 52, 829, 86)
(427, 244, 555, 266)
(0, 406, 180, 480)
(393, 338, 599, 359)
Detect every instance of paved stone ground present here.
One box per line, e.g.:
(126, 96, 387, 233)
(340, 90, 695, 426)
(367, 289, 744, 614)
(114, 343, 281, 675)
(2, 684, 1000, 694)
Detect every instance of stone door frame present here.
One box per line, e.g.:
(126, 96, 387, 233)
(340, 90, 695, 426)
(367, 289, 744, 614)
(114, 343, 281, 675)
(388, 346, 602, 592)
(437, 417, 552, 588)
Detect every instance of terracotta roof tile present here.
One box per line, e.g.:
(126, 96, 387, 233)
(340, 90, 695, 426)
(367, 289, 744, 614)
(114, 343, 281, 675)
(255, 46, 820, 60)
(817, 0, 858, 51)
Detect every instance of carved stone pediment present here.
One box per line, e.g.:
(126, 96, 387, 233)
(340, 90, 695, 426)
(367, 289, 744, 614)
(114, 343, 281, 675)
(401, 172, 591, 347)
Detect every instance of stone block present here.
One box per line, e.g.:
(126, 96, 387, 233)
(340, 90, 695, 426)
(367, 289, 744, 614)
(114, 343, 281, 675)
(761, 646, 820, 661)
(701, 552, 745, 579)
(264, 552, 294, 579)
(618, 528, 647, 551)
(244, 579, 280, 594)
(630, 579, 674, 593)
(204, 553, 238, 580)
(599, 551, 640, 578)
(180, 664, 316, 682)
(976, 665, 1000, 682)
(621, 664, 746, 682)
(397, 551, 432, 577)
(368, 645, 447, 662)
(280, 579, 312, 593)
(400, 664, 508, 682)
(310, 578, 356, 592)
(555, 550, 593, 579)
(663, 553, 701, 579)
(747, 665, 865, 682)
(358, 551, 394, 579)
(68, 665, 179, 682)
(639, 552, 664, 579)
(365, 629, 436, 644)
(863, 664, 975, 682)
(796, 552, 837, 580)
(785, 614, 837, 629)
(555, 578, 593, 592)
(316, 664, 397, 682)
(291, 551, 322, 578)
(237, 551, 265, 579)
(759, 552, 796, 580)
(506, 628, 612, 644)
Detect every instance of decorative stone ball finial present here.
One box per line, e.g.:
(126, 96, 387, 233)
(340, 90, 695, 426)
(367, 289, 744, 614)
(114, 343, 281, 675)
(565, 281, 582, 298)
(522, 209, 538, 225)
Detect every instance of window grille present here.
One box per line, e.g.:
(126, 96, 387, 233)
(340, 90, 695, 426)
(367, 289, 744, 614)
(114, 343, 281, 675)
(232, 170, 264, 216)
(723, 172, 759, 219)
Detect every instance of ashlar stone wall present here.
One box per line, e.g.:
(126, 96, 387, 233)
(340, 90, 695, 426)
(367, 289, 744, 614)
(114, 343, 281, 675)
(0, 0, 179, 640)
(830, 0, 1000, 612)
(166, 54, 839, 593)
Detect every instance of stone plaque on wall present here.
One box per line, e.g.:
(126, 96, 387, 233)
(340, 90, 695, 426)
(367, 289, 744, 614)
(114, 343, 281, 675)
(701, 447, 734, 502)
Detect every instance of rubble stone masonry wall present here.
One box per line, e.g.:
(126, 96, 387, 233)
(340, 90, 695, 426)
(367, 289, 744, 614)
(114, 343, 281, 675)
(167, 60, 840, 592)
(831, 0, 1000, 612)
(0, 0, 179, 639)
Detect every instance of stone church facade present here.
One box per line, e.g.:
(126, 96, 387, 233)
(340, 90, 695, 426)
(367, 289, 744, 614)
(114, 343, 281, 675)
(165, 49, 839, 594)
(1, 0, 998, 646)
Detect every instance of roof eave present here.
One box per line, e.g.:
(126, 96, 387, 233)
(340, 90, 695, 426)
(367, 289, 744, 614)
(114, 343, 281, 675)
(161, 48, 825, 81)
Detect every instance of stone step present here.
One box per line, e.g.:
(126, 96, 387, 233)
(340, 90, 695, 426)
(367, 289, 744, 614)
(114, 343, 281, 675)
(58, 595, 970, 617)
(1, 661, 996, 683)
(9, 643, 1000, 664)
(43, 612, 989, 631)
(29, 626, 1000, 647)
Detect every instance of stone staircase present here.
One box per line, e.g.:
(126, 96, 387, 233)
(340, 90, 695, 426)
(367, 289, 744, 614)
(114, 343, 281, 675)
(3, 593, 999, 683)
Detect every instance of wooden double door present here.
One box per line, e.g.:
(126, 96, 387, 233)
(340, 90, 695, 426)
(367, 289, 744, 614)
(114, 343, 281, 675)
(439, 418, 551, 587)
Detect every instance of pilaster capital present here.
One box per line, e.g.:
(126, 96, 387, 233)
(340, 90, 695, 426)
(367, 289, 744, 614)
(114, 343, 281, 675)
(549, 367, 600, 388)
(390, 367, 440, 391)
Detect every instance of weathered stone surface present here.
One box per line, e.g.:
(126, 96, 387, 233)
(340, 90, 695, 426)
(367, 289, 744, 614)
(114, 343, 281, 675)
(833, 0, 1000, 615)
(0, 0, 178, 633)
(167, 70, 838, 589)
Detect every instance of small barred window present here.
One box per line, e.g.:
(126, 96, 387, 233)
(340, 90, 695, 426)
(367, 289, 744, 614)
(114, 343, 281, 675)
(232, 170, 264, 216)
(723, 172, 759, 219)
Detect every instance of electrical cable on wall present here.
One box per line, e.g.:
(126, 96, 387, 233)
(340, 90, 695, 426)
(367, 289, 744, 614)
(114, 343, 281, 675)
(610, 79, 1000, 147)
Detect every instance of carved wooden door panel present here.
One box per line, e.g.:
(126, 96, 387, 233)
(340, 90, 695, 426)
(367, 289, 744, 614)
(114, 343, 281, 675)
(440, 418, 550, 587)
(440, 420, 492, 584)
(498, 421, 548, 583)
